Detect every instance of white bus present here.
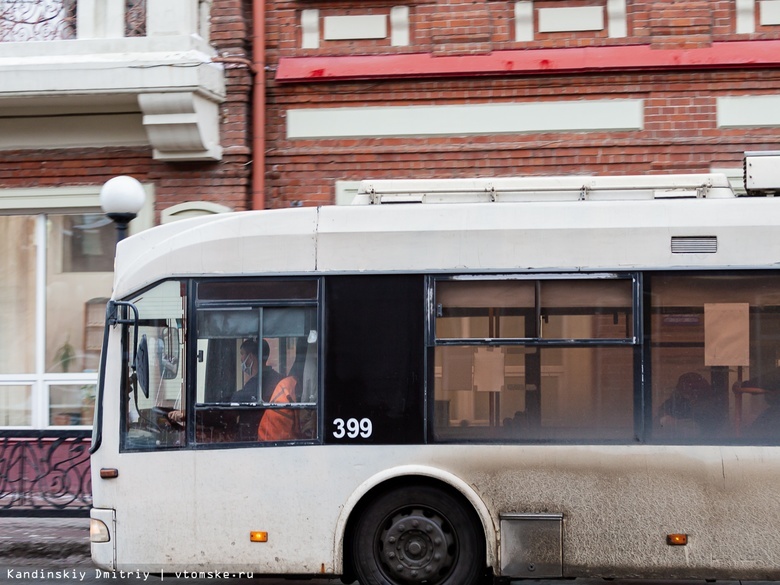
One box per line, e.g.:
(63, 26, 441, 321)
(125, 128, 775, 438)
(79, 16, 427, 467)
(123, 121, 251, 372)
(91, 154, 780, 584)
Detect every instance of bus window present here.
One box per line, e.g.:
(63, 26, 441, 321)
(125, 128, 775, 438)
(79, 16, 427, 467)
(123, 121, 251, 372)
(194, 298, 318, 445)
(122, 280, 186, 451)
(433, 276, 636, 442)
(650, 273, 780, 443)
(435, 280, 533, 339)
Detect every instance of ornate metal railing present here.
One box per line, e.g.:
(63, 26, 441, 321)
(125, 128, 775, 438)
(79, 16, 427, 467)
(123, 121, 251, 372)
(0, 431, 91, 516)
(0, 0, 146, 42)
(0, 0, 77, 42)
(126, 0, 146, 37)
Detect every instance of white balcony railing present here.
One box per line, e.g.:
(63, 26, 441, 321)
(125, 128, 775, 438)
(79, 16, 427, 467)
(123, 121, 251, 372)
(0, 0, 224, 162)
(0, 0, 77, 42)
(0, 0, 148, 43)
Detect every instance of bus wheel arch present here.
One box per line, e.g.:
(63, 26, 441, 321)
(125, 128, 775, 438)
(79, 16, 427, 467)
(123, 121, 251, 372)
(341, 474, 495, 584)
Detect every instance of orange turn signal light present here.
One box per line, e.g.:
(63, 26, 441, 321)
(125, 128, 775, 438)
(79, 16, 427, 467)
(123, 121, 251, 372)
(250, 531, 268, 543)
(667, 533, 688, 546)
(99, 468, 119, 479)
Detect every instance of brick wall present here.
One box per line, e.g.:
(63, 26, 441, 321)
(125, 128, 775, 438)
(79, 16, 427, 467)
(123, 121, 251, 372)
(265, 0, 780, 207)
(3, 0, 780, 214)
(0, 0, 255, 217)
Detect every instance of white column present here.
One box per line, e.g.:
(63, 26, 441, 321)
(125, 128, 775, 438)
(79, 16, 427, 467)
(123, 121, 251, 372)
(147, 0, 199, 36)
(607, 0, 627, 38)
(77, 0, 125, 38)
(302, 9, 320, 49)
(515, 1, 534, 42)
(736, 0, 756, 33)
(391, 6, 410, 46)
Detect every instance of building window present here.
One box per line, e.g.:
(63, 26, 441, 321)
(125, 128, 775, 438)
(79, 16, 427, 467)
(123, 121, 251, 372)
(0, 213, 115, 428)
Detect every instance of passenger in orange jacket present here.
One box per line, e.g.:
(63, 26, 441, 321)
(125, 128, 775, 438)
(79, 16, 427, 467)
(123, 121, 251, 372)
(257, 376, 298, 441)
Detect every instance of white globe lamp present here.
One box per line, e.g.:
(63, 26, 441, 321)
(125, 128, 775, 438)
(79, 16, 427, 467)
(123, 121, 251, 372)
(100, 176, 146, 243)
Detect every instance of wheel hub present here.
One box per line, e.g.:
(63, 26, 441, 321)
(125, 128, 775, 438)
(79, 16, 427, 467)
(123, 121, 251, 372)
(379, 510, 454, 582)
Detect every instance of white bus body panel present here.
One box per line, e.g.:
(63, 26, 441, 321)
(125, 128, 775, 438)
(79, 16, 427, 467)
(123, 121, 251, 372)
(95, 184, 780, 578)
(113, 197, 780, 300)
(91, 432, 780, 576)
(93, 330, 780, 576)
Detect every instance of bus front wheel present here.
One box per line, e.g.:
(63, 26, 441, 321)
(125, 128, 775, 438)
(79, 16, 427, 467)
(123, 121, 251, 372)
(351, 485, 486, 585)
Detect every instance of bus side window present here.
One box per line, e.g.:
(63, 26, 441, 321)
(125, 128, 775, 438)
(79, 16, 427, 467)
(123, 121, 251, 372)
(432, 277, 636, 442)
(195, 303, 319, 445)
(649, 273, 780, 444)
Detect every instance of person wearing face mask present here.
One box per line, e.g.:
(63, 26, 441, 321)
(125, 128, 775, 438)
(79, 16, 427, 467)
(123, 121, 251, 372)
(231, 339, 282, 404)
(228, 338, 283, 441)
(168, 338, 282, 431)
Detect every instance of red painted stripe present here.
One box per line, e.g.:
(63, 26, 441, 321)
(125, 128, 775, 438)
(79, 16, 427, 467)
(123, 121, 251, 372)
(276, 40, 780, 83)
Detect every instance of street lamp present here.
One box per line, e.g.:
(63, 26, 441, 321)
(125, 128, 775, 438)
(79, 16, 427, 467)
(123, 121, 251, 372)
(100, 176, 146, 243)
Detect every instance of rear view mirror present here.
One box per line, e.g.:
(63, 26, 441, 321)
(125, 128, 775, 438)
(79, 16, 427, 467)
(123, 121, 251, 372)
(136, 334, 150, 398)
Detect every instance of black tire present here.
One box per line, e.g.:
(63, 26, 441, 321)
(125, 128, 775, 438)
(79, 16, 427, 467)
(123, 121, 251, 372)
(351, 485, 486, 585)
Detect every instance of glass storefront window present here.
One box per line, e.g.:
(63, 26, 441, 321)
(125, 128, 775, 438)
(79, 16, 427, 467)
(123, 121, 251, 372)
(0, 385, 32, 426)
(0, 216, 36, 375)
(0, 213, 113, 428)
(49, 384, 96, 426)
(46, 215, 114, 374)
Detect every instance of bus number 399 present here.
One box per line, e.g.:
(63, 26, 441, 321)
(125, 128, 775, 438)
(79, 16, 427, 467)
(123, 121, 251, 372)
(332, 418, 372, 439)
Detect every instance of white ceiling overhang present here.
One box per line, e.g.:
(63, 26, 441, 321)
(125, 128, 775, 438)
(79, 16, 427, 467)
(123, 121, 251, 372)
(0, 35, 226, 161)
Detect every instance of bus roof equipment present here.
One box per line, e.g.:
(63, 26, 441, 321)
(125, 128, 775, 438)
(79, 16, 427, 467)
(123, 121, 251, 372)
(354, 173, 737, 205)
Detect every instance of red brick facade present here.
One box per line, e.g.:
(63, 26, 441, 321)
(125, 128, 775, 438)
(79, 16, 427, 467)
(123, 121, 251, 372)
(3, 0, 780, 214)
(266, 0, 780, 207)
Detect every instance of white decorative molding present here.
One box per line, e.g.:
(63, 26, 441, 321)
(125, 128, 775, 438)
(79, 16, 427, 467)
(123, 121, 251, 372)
(514, 1, 534, 42)
(391, 6, 410, 47)
(199, 0, 212, 41)
(301, 9, 320, 49)
(607, 0, 628, 38)
(0, 0, 226, 164)
(161, 201, 232, 223)
(138, 92, 223, 161)
(78, 0, 202, 39)
(717, 95, 780, 127)
(287, 99, 644, 139)
(760, 0, 780, 25)
(323, 15, 387, 40)
(0, 113, 147, 150)
(736, 0, 756, 33)
(538, 6, 605, 33)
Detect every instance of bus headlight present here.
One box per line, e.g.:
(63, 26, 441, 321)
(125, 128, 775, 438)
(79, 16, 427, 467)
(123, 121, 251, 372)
(90, 519, 111, 543)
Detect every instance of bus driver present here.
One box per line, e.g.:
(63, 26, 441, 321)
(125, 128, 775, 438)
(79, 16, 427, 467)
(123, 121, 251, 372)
(166, 338, 282, 430)
(233, 338, 283, 403)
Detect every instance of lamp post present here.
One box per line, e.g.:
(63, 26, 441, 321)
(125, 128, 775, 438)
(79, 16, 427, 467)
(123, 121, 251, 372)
(100, 176, 146, 244)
